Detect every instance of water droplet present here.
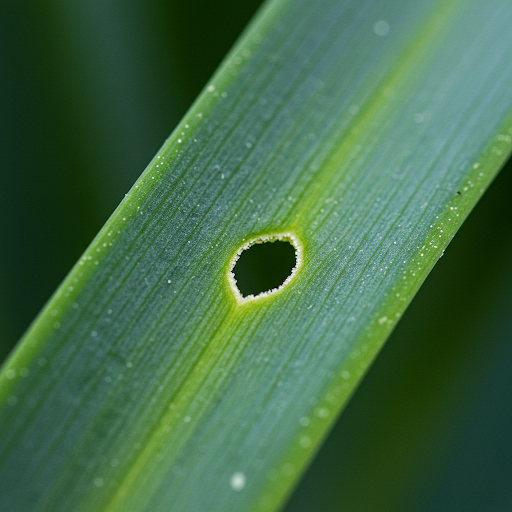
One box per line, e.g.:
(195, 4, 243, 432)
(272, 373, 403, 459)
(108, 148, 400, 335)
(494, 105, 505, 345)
(299, 436, 312, 448)
(299, 416, 310, 426)
(315, 407, 330, 418)
(230, 472, 246, 490)
(374, 20, 390, 36)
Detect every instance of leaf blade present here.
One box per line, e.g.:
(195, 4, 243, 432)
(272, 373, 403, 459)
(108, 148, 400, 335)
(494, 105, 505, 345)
(2, 0, 512, 511)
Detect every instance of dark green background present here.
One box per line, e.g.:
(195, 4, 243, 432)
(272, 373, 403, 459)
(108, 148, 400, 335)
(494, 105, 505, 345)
(1, 2, 511, 510)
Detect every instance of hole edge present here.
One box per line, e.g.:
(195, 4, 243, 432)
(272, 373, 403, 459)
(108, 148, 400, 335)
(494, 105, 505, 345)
(227, 232, 303, 304)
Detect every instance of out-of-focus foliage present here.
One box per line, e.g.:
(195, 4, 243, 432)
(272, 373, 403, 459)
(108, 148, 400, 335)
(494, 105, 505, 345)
(1, 1, 511, 510)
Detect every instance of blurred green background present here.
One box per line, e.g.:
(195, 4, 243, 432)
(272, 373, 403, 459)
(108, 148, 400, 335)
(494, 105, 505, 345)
(1, 1, 511, 510)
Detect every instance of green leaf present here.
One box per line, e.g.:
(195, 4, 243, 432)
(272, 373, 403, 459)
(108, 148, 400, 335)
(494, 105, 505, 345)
(2, 0, 512, 511)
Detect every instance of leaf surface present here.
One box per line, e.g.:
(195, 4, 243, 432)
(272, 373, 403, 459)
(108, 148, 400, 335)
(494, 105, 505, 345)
(2, 0, 512, 510)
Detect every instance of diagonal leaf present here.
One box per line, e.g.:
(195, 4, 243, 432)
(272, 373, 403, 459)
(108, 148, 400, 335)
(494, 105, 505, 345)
(2, 0, 512, 511)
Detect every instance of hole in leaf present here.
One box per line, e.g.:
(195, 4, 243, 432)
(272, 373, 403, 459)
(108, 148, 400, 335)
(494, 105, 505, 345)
(229, 234, 301, 302)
